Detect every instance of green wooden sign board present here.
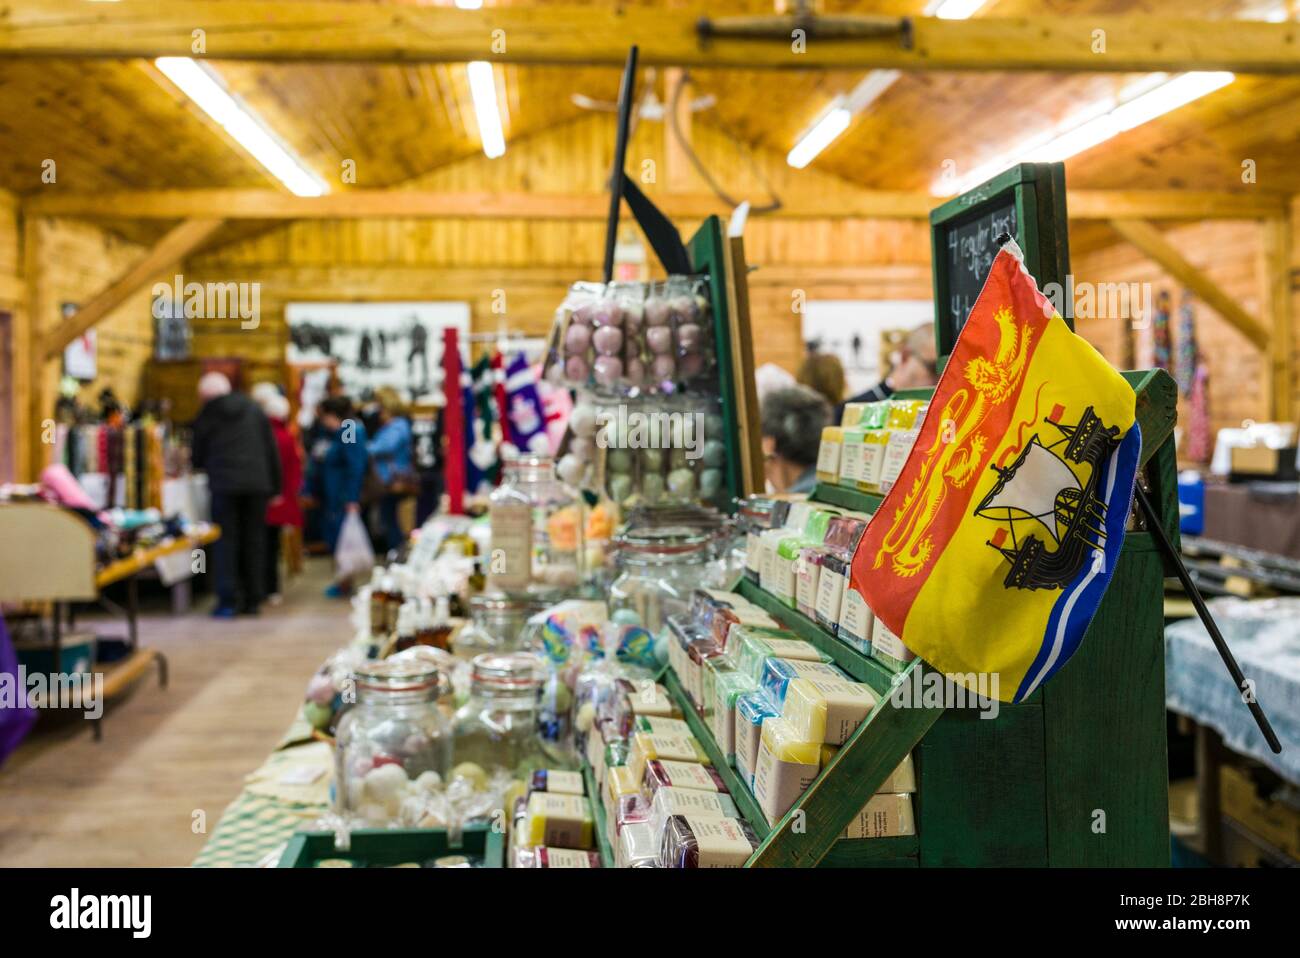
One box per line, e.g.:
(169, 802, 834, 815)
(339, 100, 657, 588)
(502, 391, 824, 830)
(930, 162, 1071, 363)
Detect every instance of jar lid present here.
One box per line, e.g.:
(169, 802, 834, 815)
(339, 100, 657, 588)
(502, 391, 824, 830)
(354, 659, 442, 693)
(502, 453, 554, 470)
(613, 525, 714, 556)
(470, 652, 543, 692)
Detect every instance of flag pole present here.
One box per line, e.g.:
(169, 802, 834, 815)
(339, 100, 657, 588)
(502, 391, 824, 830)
(1134, 485, 1281, 754)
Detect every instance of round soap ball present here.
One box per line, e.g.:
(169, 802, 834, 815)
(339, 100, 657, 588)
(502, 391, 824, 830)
(611, 607, 643, 627)
(666, 467, 696, 498)
(644, 297, 671, 327)
(701, 438, 726, 468)
(699, 468, 724, 499)
(593, 355, 624, 388)
(563, 355, 590, 383)
(450, 762, 488, 792)
(705, 413, 725, 437)
(623, 358, 646, 384)
(557, 453, 586, 486)
(303, 700, 333, 730)
(414, 770, 443, 794)
(305, 673, 335, 707)
(650, 355, 677, 382)
(592, 325, 624, 355)
(606, 448, 633, 473)
(564, 322, 592, 355)
(675, 322, 703, 352)
(362, 763, 410, 808)
(678, 352, 706, 379)
(569, 436, 595, 462)
(591, 300, 621, 327)
(645, 326, 674, 356)
(640, 472, 665, 503)
(569, 402, 598, 438)
(608, 473, 633, 504)
(640, 447, 664, 472)
(622, 303, 644, 332)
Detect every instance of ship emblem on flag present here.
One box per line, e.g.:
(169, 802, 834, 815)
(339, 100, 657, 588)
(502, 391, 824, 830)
(851, 244, 1142, 703)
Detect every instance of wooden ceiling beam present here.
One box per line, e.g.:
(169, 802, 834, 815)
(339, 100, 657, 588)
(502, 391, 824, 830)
(3, 3, 1300, 73)
(25, 189, 1287, 222)
(40, 218, 226, 359)
(1109, 217, 1271, 352)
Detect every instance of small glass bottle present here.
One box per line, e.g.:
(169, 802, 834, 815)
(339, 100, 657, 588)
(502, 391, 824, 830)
(488, 455, 585, 599)
(334, 660, 451, 821)
(452, 652, 548, 778)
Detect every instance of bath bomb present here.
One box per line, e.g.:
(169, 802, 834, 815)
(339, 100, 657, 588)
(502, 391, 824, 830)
(701, 439, 726, 468)
(557, 453, 586, 486)
(564, 323, 592, 354)
(624, 358, 645, 383)
(644, 297, 671, 326)
(666, 467, 696, 497)
(675, 323, 703, 352)
(451, 762, 488, 792)
(640, 447, 664, 471)
(303, 700, 332, 730)
(699, 468, 724, 499)
(650, 355, 677, 381)
(414, 770, 443, 793)
(606, 449, 633, 473)
(363, 763, 410, 809)
(593, 355, 624, 387)
(608, 473, 633, 504)
(592, 300, 621, 326)
(640, 472, 665, 503)
(646, 326, 674, 355)
(593, 325, 624, 355)
(564, 355, 590, 382)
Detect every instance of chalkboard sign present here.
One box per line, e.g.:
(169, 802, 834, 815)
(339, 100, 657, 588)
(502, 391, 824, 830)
(930, 163, 1070, 362)
(941, 201, 1018, 341)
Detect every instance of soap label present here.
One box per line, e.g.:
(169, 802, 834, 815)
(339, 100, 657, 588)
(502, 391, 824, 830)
(658, 760, 720, 792)
(838, 439, 864, 485)
(687, 817, 753, 867)
(814, 566, 847, 629)
(544, 769, 584, 796)
(859, 437, 887, 490)
(656, 787, 729, 818)
(816, 437, 841, 478)
(794, 559, 820, 614)
(879, 428, 919, 493)
(838, 585, 874, 650)
(872, 618, 915, 663)
(488, 503, 532, 590)
(735, 714, 763, 787)
(766, 638, 818, 661)
(541, 847, 593, 868)
(753, 734, 819, 825)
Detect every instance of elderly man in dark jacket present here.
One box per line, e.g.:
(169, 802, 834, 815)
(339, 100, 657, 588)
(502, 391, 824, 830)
(192, 372, 282, 617)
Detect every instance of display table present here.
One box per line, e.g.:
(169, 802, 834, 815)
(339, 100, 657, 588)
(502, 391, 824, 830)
(1202, 482, 1300, 560)
(1165, 596, 1300, 863)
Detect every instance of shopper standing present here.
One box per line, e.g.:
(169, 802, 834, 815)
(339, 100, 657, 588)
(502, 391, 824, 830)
(366, 386, 414, 554)
(307, 395, 370, 597)
(260, 393, 304, 605)
(192, 372, 282, 617)
(760, 385, 831, 495)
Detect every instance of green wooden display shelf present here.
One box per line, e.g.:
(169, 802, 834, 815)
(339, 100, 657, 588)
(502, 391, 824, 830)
(582, 762, 617, 868)
(661, 668, 919, 868)
(278, 824, 505, 868)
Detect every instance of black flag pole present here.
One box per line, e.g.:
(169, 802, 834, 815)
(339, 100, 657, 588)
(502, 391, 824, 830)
(603, 46, 639, 284)
(1134, 485, 1282, 754)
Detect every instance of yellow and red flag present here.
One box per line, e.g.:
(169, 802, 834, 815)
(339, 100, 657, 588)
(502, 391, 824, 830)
(851, 246, 1142, 703)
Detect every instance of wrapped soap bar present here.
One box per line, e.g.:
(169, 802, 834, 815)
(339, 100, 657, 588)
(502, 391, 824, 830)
(524, 792, 594, 849)
(837, 428, 867, 489)
(604, 764, 641, 829)
(782, 677, 878, 745)
(819, 748, 917, 794)
(734, 690, 780, 789)
(708, 603, 782, 649)
(687, 640, 725, 714)
(878, 400, 925, 494)
(837, 582, 875, 656)
(711, 669, 756, 761)
(530, 768, 586, 796)
(651, 786, 740, 829)
(752, 717, 823, 825)
(620, 678, 677, 717)
(840, 402, 868, 427)
(633, 715, 693, 738)
(700, 655, 735, 732)
(528, 847, 603, 868)
(618, 821, 660, 868)
(758, 657, 846, 708)
(813, 516, 870, 635)
(627, 731, 710, 783)
(816, 426, 843, 484)
(841, 792, 916, 839)
(871, 615, 916, 672)
(733, 629, 829, 680)
(660, 815, 759, 868)
(795, 544, 826, 618)
(643, 758, 729, 796)
(615, 793, 651, 836)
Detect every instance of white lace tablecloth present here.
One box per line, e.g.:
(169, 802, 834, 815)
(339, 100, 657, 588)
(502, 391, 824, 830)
(1165, 597, 1300, 783)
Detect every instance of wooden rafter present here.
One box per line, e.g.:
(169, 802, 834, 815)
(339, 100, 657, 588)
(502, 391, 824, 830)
(23, 189, 1288, 222)
(40, 218, 226, 359)
(2, 3, 1300, 73)
(1109, 218, 1271, 352)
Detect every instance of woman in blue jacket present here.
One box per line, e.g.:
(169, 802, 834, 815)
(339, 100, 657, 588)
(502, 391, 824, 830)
(307, 395, 370, 596)
(366, 387, 414, 554)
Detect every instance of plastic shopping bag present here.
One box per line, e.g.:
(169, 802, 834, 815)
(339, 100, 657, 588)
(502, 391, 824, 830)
(334, 511, 376, 581)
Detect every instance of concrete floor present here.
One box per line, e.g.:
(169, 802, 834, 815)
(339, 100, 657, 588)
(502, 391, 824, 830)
(0, 560, 344, 866)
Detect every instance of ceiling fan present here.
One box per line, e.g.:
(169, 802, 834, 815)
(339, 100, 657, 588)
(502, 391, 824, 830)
(571, 68, 716, 120)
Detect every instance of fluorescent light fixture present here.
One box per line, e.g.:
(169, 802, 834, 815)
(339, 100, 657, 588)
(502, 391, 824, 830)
(454, 0, 483, 8)
(466, 60, 506, 159)
(155, 57, 328, 196)
(928, 0, 988, 18)
(786, 1, 987, 168)
(935, 71, 1234, 194)
(787, 104, 851, 169)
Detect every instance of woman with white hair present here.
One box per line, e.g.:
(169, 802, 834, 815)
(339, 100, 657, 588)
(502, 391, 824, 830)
(192, 372, 282, 617)
(261, 392, 303, 605)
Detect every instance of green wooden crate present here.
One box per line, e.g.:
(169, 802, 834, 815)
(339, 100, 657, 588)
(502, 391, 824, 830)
(277, 824, 505, 868)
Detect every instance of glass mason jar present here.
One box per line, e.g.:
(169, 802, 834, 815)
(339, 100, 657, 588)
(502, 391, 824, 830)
(452, 652, 548, 778)
(608, 526, 718, 634)
(488, 455, 585, 599)
(334, 660, 452, 819)
(452, 593, 549, 658)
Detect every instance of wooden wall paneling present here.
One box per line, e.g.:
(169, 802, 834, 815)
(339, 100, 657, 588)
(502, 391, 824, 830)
(1260, 214, 1294, 421)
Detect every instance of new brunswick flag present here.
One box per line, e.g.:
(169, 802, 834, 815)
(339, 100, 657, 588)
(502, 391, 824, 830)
(851, 245, 1142, 703)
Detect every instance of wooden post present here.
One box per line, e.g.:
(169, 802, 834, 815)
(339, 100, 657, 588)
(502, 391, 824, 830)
(1260, 215, 1293, 421)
